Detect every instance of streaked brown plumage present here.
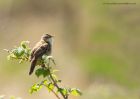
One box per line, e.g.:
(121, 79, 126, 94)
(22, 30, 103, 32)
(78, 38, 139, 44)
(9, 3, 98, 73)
(29, 34, 53, 75)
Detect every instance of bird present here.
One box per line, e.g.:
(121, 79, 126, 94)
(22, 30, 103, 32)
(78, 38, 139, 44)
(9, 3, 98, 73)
(29, 34, 53, 75)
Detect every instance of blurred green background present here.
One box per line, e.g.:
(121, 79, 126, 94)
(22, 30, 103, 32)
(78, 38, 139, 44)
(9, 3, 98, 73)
(0, 0, 140, 99)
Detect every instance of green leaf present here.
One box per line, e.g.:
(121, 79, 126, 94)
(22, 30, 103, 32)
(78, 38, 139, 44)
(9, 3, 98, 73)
(47, 83, 54, 92)
(43, 80, 48, 85)
(6, 41, 31, 62)
(51, 74, 57, 80)
(29, 84, 42, 94)
(19, 59, 23, 64)
(70, 88, 82, 96)
(52, 69, 59, 73)
(35, 67, 50, 78)
(57, 80, 62, 83)
(12, 47, 24, 58)
(57, 88, 68, 95)
(21, 41, 30, 49)
(24, 49, 31, 58)
(42, 55, 49, 64)
(17, 47, 25, 56)
(7, 55, 12, 60)
(43, 80, 55, 92)
(7, 54, 17, 60)
(10, 96, 15, 99)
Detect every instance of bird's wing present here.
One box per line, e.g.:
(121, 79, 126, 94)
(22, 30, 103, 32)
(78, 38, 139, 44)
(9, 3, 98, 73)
(29, 43, 49, 75)
(30, 41, 47, 60)
(33, 43, 49, 58)
(30, 48, 36, 61)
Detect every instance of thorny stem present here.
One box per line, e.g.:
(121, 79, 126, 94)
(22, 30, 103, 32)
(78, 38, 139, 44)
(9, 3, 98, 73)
(47, 58, 68, 99)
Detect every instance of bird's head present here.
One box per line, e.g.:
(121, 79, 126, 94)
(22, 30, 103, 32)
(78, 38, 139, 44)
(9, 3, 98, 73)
(42, 34, 53, 43)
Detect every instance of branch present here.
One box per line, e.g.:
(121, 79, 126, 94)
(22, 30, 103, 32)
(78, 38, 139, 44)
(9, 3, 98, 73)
(47, 59, 68, 99)
(51, 90, 61, 99)
(49, 71, 67, 99)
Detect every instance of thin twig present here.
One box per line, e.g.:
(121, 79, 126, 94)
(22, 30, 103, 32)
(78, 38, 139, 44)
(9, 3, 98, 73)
(51, 90, 61, 99)
(65, 95, 68, 99)
(47, 58, 67, 99)
(3, 49, 10, 53)
(49, 71, 67, 99)
(42, 81, 61, 99)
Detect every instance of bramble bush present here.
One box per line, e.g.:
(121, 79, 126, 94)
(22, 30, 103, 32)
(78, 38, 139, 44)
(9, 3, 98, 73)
(4, 41, 82, 99)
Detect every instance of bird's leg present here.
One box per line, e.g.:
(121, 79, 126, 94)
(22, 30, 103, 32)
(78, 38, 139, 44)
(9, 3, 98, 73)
(41, 64, 45, 68)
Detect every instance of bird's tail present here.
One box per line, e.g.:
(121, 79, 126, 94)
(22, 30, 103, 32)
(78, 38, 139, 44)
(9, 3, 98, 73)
(29, 57, 37, 75)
